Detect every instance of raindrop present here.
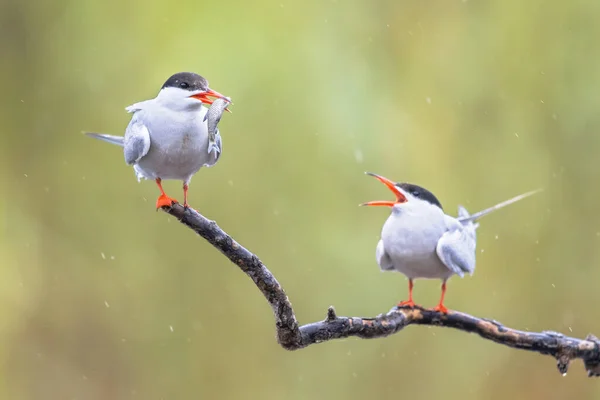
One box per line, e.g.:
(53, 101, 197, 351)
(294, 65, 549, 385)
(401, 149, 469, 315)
(354, 149, 364, 164)
(169, 325, 174, 332)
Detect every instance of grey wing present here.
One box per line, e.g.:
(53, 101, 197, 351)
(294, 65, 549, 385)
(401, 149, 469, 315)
(204, 129, 222, 167)
(123, 118, 151, 165)
(376, 239, 395, 271)
(435, 228, 476, 278)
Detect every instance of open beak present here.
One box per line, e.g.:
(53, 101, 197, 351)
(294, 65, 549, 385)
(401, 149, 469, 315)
(360, 172, 407, 207)
(190, 88, 233, 112)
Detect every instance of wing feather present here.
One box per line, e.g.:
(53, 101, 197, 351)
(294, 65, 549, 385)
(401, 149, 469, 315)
(376, 240, 395, 271)
(123, 118, 151, 165)
(435, 227, 476, 277)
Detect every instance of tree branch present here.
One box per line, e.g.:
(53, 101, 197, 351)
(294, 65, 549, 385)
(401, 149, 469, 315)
(163, 204, 600, 377)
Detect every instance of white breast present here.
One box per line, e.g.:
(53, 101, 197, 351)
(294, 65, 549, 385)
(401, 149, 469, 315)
(135, 104, 217, 181)
(379, 202, 453, 280)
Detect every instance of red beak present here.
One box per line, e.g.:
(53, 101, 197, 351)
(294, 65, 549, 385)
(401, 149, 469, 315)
(190, 88, 232, 112)
(360, 172, 407, 207)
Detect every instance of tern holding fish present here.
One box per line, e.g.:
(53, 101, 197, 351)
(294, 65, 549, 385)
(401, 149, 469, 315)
(86, 72, 232, 209)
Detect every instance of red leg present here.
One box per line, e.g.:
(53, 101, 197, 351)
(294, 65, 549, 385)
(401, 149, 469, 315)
(397, 279, 416, 308)
(183, 183, 189, 209)
(155, 178, 177, 209)
(433, 280, 449, 314)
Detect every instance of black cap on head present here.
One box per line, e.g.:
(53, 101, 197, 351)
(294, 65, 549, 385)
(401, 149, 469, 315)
(397, 183, 443, 210)
(161, 72, 208, 92)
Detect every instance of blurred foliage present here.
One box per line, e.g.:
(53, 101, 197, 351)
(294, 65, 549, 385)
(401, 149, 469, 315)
(2, 0, 600, 398)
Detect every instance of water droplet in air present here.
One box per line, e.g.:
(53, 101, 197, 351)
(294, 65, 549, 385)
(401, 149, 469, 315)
(354, 149, 364, 163)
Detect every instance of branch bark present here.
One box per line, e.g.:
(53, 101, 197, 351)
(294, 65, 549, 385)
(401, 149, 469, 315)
(163, 204, 600, 377)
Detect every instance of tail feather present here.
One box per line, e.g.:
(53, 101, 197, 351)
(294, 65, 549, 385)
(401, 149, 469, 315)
(457, 206, 479, 229)
(457, 188, 542, 224)
(85, 132, 125, 147)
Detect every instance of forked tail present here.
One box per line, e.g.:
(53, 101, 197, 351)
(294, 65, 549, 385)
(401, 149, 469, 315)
(457, 189, 542, 225)
(84, 132, 125, 147)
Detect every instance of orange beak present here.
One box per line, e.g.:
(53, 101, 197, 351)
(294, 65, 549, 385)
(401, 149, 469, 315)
(360, 172, 407, 207)
(190, 88, 232, 112)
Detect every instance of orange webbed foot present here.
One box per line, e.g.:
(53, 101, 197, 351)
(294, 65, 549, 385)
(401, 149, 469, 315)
(156, 194, 178, 210)
(432, 303, 449, 314)
(397, 299, 417, 308)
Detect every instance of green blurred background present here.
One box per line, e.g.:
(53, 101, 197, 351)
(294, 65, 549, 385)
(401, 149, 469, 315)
(2, 0, 600, 398)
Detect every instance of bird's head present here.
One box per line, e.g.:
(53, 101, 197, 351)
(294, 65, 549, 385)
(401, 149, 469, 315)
(157, 72, 231, 112)
(360, 172, 443, 211)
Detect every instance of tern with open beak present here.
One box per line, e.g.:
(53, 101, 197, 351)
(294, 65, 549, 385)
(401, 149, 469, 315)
(361, 172, 540, 313)
(86, 72, 232, 209)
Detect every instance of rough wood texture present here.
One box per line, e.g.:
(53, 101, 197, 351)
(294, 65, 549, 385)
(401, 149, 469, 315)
(163, 203, 600, 377)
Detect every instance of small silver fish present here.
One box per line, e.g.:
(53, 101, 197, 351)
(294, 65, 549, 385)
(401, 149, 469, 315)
(203, 97, 231, 157)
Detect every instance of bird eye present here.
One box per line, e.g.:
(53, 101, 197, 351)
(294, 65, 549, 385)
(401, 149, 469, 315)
(179, 82, 189, 89)
(412, 190, 420, 197)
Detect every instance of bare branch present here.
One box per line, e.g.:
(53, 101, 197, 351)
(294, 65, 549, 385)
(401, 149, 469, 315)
(163, 204, 600, 377)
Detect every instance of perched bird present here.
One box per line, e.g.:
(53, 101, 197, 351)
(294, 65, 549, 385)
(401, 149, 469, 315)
(86, 72, 231, 209)
(361, 172, 540, 313)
